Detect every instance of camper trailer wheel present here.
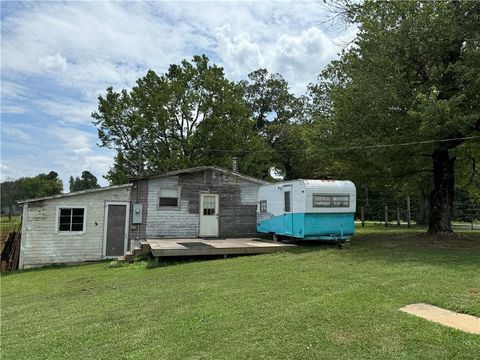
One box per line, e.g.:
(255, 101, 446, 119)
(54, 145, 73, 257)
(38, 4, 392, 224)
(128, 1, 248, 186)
(337, 241, 350, 249)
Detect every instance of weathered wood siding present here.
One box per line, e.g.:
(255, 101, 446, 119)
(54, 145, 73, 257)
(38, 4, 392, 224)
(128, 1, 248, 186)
(19, 187, 131, 269)
(146, 176, 199, 238)
(129, 179, 148, 249)
(144, 169, 261, 238)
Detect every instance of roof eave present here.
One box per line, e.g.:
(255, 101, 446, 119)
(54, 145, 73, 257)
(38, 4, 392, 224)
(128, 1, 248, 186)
(17, 183, 132, 204)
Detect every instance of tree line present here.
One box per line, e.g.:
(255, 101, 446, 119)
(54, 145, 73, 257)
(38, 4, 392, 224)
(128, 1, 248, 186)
(1, 171, 99, 219)
(93, 1, 479, 233)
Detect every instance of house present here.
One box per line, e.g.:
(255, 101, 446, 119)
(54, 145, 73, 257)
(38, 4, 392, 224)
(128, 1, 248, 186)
(17, 165, 268, 269)
(128, 165, 268, 249)
(18, 184, 132, 269)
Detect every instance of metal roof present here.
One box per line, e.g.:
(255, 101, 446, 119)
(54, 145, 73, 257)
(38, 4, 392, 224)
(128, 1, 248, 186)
(129, 165, 269, 185)
(17, 184, 132, 204)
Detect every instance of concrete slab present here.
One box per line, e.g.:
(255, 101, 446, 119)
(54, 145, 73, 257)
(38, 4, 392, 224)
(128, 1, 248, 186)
(147, 238, 295, 257)
(400, 303, 480, 335)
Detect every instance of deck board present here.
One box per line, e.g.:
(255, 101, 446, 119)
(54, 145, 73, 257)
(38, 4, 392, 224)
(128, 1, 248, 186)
(147, 238, 295, 257)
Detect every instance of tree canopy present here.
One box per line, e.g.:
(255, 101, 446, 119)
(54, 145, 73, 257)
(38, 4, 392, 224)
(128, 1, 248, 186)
(92, 3, 480, 232)
(310, 0, 480, 232)
(69, 171, 100, 192)
(1, 171, 63, 217)
(93, 55, 272, 184)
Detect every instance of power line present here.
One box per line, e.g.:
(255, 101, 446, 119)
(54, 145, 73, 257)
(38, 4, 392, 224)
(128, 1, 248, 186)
(190, 135, 480, 153)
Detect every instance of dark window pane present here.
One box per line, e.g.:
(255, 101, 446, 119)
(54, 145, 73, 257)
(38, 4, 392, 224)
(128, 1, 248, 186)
(72, 208, 84, 216)
(60, 208, 71, 217)
(71, 223, 83, 231)
(72, 215, 83, 223)
(59, 223, 70, 231)
(259, 200, 267, 212)
(159, 197, 178, 207)
(284, 191, 291, 212)
(59, 208, 85, 231)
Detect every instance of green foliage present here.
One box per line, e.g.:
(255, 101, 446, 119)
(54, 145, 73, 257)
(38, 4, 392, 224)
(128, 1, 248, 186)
(1, 172, 63, 215)
(19, 171, 63, 199)
(69, 171, 100, 192)
(2, 226, 479, 359)
(93, 55, 272, 183)
(310, 0, 480, 231)
(241, 69, 307, 179)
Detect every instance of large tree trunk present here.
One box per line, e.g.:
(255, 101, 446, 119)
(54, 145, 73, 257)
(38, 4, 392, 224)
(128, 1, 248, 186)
(428, 149, 455, 233)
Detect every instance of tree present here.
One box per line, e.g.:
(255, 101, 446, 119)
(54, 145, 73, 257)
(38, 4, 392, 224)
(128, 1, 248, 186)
(20, 171, 63, 199)
(1, 179, 21, 220)
(1, 172, 64, 212)
(93, 55, 272, 183)
(241, 69, 306, 179)
(69, 171, 100, 192)
(315, 1, 480, 233)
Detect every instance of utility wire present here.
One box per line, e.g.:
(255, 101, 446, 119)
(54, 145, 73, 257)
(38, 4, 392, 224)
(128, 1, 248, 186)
(189, 135, 480, 153)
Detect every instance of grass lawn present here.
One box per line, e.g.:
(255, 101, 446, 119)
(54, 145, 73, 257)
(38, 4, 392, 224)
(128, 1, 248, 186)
(1, 225, 479, 359)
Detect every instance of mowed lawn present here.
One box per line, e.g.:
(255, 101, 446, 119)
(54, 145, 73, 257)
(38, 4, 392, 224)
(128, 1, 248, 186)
(1, 226, 479, 359)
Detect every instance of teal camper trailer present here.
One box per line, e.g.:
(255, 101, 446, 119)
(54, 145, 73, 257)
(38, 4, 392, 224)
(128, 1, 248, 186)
(257, 180, 356, 246)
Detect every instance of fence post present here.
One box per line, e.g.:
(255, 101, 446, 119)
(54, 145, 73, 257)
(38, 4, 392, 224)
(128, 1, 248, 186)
(385, 206, 389, 227)
(397, 199, 401, 227)
(361, 206, 365, 227)
(406, 196, 411, 228)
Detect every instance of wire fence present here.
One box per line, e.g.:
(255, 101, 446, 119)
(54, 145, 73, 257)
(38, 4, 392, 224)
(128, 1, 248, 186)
(355, 193, 480, 230)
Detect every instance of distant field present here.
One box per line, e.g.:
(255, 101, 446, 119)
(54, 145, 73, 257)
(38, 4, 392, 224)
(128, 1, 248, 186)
(0, 215, 21, 240)
(1, 225, 479, 359)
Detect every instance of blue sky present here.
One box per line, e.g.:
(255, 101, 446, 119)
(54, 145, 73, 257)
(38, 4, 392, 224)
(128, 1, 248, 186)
(1, 0, 355, 189)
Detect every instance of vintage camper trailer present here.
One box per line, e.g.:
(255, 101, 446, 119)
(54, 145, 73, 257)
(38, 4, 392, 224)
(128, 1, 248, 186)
(257, 180, 356, 245)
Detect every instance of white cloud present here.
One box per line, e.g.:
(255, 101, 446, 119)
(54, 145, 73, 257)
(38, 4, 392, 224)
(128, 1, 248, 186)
(34, 98, 97, 124)
(1, 1, 356, 189)
(2, 126, 32, 143)
(38, 52, 68, 72)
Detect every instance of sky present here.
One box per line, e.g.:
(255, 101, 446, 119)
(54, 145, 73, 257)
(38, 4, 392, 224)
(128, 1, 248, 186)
(1, 0, 356, 189)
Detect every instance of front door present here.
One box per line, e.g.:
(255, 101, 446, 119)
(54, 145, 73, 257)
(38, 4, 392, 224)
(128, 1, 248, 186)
(199, 193, 219, 237)
(105, 204, 127, 257)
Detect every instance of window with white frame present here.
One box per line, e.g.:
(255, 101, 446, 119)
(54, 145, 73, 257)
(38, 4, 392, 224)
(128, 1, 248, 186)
(313, 194, 350, 208)
(58, 208, 85, 232)
(259, 200, 267, 213)
(158, 188, 179, 207)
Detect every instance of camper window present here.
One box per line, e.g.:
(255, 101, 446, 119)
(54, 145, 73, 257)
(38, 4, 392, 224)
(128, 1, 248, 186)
(259, 200, 267, 213)
(284, 191, 291, 212)
(159, 188, 179, 207)
(313, 194, 349, 208)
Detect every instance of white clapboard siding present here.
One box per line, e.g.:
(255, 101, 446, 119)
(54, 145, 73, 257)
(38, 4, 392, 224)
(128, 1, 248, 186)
(20, 187, 130, 268)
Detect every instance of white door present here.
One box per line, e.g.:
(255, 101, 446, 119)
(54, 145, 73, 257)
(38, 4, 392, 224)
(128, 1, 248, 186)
(199, 193, 219, 237)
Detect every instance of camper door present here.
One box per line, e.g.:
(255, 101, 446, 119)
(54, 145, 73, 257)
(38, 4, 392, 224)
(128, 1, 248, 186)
(283, 185, 293, 236)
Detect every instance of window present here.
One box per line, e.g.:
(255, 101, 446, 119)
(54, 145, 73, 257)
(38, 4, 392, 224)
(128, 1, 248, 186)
(284, 191, 291, 212)
(203, 195, 216, 216)
(159, 188, 179, 207)
(58, 208, 85, 232)
(313, 194, 350, 208)
(259, 200, 267, 213)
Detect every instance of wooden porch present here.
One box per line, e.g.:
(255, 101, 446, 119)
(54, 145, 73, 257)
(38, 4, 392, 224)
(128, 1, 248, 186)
(125, 238, 295, 261)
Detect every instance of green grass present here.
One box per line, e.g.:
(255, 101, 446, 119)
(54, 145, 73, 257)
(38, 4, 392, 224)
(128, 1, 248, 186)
(1, 225, 479, 359)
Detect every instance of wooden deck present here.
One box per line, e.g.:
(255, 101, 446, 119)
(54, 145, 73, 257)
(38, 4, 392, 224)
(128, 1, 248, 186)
(146, 238, 295, 257)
